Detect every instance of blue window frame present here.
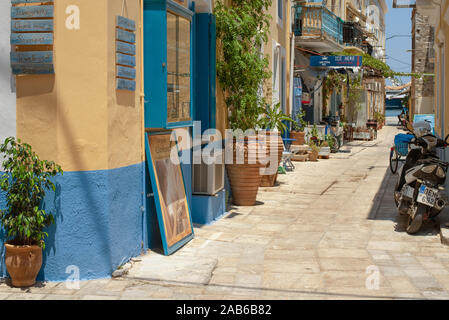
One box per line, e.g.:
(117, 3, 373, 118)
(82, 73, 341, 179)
(143, 0, 194, 129)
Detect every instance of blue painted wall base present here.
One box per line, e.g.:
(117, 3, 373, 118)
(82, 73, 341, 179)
(0, 162, 145, 282)
(191, 189, 227, 225)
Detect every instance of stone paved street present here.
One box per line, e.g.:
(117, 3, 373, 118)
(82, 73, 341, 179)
(2, 123, 449, 300)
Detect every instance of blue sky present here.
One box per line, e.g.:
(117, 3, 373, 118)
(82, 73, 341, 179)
(385, 0, 413, 85)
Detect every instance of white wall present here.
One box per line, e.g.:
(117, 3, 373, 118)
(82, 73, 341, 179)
(0, 1, 16, 146)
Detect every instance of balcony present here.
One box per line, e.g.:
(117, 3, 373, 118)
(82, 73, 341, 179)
(294, 4, 344, 53)
(343, 22, 363, 47)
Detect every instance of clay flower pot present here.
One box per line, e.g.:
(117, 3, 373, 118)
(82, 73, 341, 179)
(290, 131, 305, 145)
(260, 131, 284, 187)
(309, 150, 319, 162)
(226, 135, 263, 206)
(5, 243, 42, 287)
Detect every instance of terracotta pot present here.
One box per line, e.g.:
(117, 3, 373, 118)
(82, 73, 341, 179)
(260, 131, 284, 187)
(226, 135, 263, 206)
(5, 243, 42, 287)
(309, 150, 319, 162)
(290, 131, 305, 145)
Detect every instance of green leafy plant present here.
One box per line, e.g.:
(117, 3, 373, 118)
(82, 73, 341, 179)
(324, 134, 335, 149)
(215, 0, 272, 131)
(309, 140, 321, 153)
(0, 137, 63, 248)
(292, 109, 308, 132)
(306, 124, 320, 145)
(373, 111, 385, 124)
(260, 102, 294, 135)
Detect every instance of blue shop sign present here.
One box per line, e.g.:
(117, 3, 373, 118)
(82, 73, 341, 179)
(310, 55, 363, 68)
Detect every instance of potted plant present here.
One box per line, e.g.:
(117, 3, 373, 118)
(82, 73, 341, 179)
(374, 111, 385, 130)
(308, 141, 320, 162)
(290, 110, 307, 145)
(319, 134, 333, 157)
(216, 0, 272, 206)
(259, 103, 293, 187)
(0, 137, 63, 287)
(307, 124, 320, 145)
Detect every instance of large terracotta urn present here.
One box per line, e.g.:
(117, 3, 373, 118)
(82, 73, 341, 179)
(260, 131, 284, 187)
(226, 135, 263, 206)
(5, 243, 42, 287)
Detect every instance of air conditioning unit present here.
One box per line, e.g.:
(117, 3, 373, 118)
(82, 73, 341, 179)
(193, 148, 225, 196)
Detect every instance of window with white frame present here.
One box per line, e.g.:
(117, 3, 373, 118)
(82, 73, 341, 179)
(277, 0, 283, 26)
(272, 41, 286, 113)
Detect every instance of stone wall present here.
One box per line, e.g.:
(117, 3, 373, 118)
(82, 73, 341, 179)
(412, 10, 435, 115)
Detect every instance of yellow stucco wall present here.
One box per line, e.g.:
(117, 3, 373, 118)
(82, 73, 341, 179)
(16, 0, 143, 172)
(107, 0, 143, 169)
(265, 0, 292, 113)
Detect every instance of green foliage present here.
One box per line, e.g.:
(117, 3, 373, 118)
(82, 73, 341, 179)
(324, 134, 335, 149)
(331, 51, 429, 80)
(292, 109, 308, 132)
(309, 139, 321, 153)
(322, 72, 345, 111)
(215, 0, 272, 131)
(310, 124, 319, 138)
(0, 137, 63, 248)
(374, 111, 385, 124)
(260, 103, 294, 135)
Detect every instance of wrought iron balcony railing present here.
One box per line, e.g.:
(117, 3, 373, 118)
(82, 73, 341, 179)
(293, 4, 344, 45)
(343, 22, 364, 48)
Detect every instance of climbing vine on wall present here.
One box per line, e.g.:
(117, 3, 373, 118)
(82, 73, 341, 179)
(215, 0, 273, 131)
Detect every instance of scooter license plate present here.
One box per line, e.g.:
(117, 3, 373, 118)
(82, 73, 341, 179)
(417, 185, 438, 207)
(402, 185, 414, 199)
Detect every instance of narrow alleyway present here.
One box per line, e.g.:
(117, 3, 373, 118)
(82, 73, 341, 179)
(2, 122, 449, 300)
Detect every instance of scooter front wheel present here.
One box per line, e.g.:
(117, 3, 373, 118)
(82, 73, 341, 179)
(390, 149, 399, 174)
(406, 204, 425, 234)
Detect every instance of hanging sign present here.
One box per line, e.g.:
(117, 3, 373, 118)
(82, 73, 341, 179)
(116, 16, 136, 91)
(310, 55, 363, 68)
(145, 132, 194, 255)
(10, 1, 55, 75)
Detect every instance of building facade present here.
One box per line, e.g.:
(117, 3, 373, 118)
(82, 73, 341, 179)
(411, 7, 435, 118)
(293, 0, 387, 128)
(0, 0, 295, 282)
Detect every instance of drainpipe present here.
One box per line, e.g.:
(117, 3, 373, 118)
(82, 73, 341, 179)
(290, 32, 295, 118)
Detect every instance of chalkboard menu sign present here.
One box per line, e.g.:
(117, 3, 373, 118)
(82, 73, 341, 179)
(116, 16, 136, 91)
(10, 0, 55, 75)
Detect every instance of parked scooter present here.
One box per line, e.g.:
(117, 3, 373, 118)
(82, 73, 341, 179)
(394, 121, 449, 234)
(321, 116, 343, 153)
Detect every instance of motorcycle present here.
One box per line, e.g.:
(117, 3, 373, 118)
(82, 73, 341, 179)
(394, 121, 449, 234)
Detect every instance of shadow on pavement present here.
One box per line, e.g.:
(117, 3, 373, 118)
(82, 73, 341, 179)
(367, 165, 440, 237)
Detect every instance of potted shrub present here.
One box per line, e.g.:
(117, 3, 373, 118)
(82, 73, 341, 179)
(307, 124, 320, 145)
(290, 110, 307, 145)
(308, 141, 320, 162)
(319, 134, 333, 157)
(259, 103, 293, 187)
(374, 111, 385, 130)
(216, 0, 272, 206)
(0, 137, 63, 287)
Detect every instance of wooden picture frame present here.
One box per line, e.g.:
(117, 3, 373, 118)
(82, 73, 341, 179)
(145, 131, 194, 255)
